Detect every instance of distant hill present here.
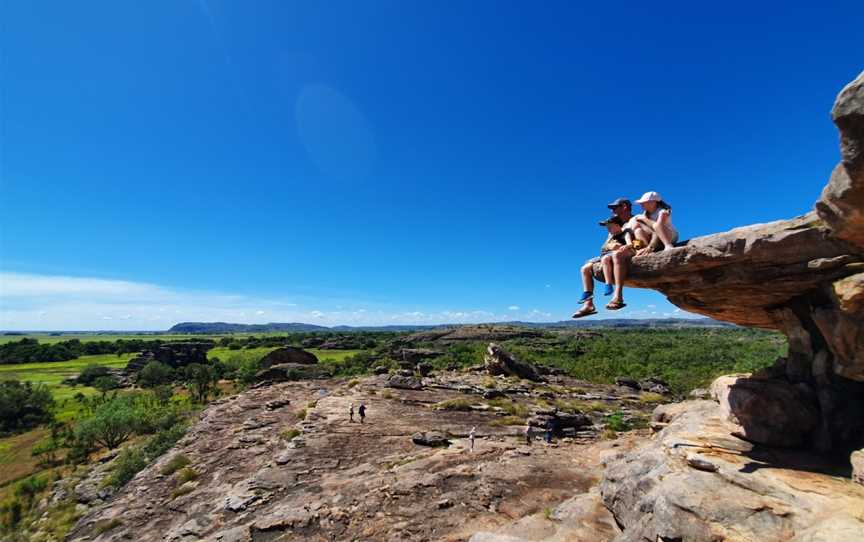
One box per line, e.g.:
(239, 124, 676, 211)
(167, 318, 731, 334)
(168, 322, 331, 333)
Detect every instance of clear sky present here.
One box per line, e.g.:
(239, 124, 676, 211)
(1, 1, 862, 330)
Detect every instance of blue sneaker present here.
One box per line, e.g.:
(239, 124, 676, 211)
(577, 291, 593, 303)
(603, 284, 614, 296)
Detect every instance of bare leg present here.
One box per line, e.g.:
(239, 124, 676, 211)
(581, 262, 595, 293)
(654, 214, 676, 248)
(611, 249, 632, 303)
(601, 254, 614, 285)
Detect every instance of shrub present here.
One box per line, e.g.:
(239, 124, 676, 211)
(93, 376, 119, 395)
(183, 363, 220, 403)
(77, 364, 111, 385)
(176, 467, 198, 484)
(159, 454, 191, 476)
(137, 361, 175, 388)
(280, 428, 300, 441)
(142, 424, 186, 458)
(0, 380, 55, 434)
(108, 447, 146, 488)
(434, 398, 475, 411)
(605, 411, 631, 432)
(75, 397, 138, 450)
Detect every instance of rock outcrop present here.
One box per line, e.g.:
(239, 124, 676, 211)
(600, 400, 864, 541)
(124, 341, 213, 373)
(484, 343, 544, 382)
(594, 71, 864, 454)
(259, 346, 319, 368)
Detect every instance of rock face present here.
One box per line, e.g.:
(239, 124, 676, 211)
(124, 341, 213, 373)
(484, 343, 544, 382)
(600, 400, 864, 542)
(594, 71, 864, 453)
(711, 374, 820, 447)
(259, 346, 318, 368)
(255, 363, 331, 382)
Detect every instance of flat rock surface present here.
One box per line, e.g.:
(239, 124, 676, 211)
(68, 373, 650, 542)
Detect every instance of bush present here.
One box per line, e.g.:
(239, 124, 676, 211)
(0, 380, 55, 435)
(142, 424, 186, 458)
(75, 397, 138, 450)
(77, 364, 111, 385)
(108, 447, 146, 488)
(93, 376, 119, 395)
(183, 363, 220, 403)
(159, 454, 191, 476)
(137, 361, 175, 388)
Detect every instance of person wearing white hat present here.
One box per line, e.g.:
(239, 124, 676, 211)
(631, 191, 678, 257)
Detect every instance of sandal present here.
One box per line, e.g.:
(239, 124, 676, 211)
(577, 291, 593, 303)
(605, 300, 627, 310)
(571, 307, 597, 319)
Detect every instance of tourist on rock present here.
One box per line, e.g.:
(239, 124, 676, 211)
(524, 424, 533, 446)
(572, 199, 635, 318)
(544, 418, 554, 443)
(469, 426, 476, 452)
(349, 403, 354, 423)
(358, 403, 366, 424)
(631, 191, 678, 255)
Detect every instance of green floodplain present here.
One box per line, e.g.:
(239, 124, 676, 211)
(0, 327, 786, 537)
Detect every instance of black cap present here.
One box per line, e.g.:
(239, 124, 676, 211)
(599, 215, 624, 227)
(607, 198, 631, 209)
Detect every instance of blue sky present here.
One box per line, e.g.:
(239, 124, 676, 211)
(1, 1, 862, 330)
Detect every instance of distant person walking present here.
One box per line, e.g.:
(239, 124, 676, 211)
(524, 424, 533, 446)
(544, 418, 554, 444)
(469, 426, 476, 452)
(358, 403, 366, 424)
(349, 403, 355, 423)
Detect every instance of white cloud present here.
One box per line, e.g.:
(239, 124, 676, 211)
(255, 310, 265, 316)
(508, 305, 520, 311)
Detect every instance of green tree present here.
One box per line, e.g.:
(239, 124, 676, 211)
(75, 398, 138, 450)
(77, 364, 110, 385)
(136, 361, 175, 388)
(0, 380, 55, 435)
(183, 363, 219, 403)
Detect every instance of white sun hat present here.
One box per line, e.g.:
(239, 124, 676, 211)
(635, 191, 663, 204)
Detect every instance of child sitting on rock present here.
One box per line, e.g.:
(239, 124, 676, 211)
(572, 215, 634, 318)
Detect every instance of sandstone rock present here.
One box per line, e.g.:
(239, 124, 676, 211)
(711, 374, 819, 447)
(411, 431, 451, 447)
(852, 448, 864, 486)
(817, 71, 864, 249)
(638, 377, 670, 395)
(124, 341, 213, 373)
(689, 388, 710, 399)
(601, 400, 864, 542)
(484, 343, 543, 382)
(255, 363, 331, 382)
(614, 377, 640, 391)
(260, 347, 318, 368)
(416, 362, 433, 376)
(483, 389, 506, 400)
(386, 374, 423, 390)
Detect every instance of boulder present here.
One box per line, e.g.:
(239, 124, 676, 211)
(124, 341, 213, 373)
(614, 377, 640, 391)
(386, 375, 423, 390)
(482, 389, 506, 400)
(416, 362, 433, 377)
(411, 432, 450, 447)
(255, 363, 331, 382)
(638, 377, 670, 395)
(527, 410, 592, 436)
(484, 343, 544, 382)
(711, 374, 820, 447)
(259, 347, 318, 368)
